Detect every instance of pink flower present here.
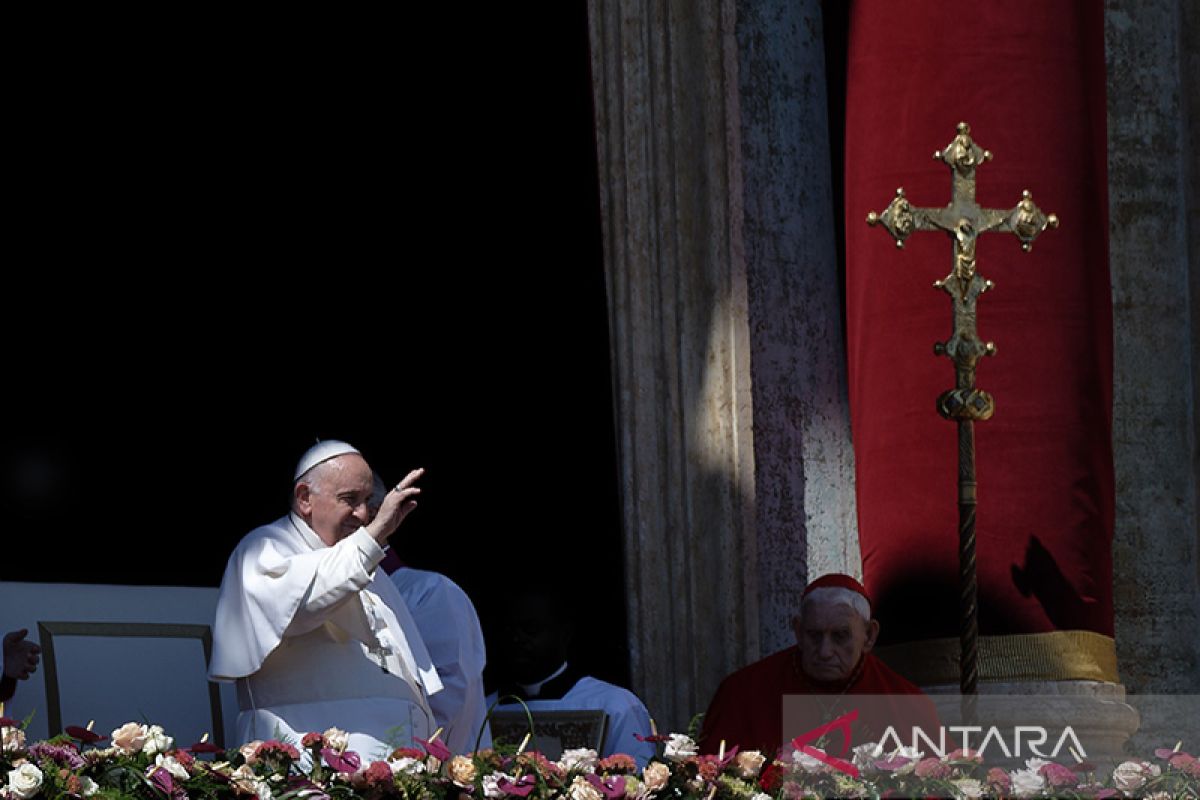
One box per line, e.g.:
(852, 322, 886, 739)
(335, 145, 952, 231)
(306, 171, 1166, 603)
(913, 757, 951, 779)
(597, 754, 637, 774)
(301, 732, 324, 749)
(322, 747, 362, 774)
(364, 760, 393, 786)
(985, 766, 1011, 792)
(943, 747, 982, 763)
(255, 739, 301, 762)
(1039, 761, 1078, 787)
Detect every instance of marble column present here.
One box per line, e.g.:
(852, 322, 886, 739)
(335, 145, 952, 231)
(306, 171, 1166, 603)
(1106, 0, 1200, 700)
(588, 0, 854, 731)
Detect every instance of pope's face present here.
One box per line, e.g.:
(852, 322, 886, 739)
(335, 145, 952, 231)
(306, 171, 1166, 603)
(793, 601, 879, 683)
(299, 454, 374, 546)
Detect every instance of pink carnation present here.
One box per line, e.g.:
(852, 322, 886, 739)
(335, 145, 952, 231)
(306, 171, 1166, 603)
(914, 757, 951, 779)
(986, 766, 1011, 792)
(597, 754, 637, 774)
(256, 739, 300, 762)
(1039, 762, 1078, 787)
(301, 732, 324, 749)
(364, 760, 393, 786)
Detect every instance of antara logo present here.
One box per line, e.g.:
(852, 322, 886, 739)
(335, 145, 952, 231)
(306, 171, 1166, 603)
(877, 725, 1087, 760)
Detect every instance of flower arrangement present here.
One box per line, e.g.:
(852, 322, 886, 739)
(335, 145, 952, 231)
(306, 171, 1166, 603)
(2, 715, 1198, 799)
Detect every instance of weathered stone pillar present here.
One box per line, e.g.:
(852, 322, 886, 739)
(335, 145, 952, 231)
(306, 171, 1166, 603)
(735, 0, 859, 656)
(588, 0, 855, 731)
(588, 0, 758, 733)
(1106, 0, 1200, 697)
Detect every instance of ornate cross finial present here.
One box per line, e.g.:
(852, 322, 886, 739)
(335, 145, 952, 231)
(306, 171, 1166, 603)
(865, 122, 1057, 697)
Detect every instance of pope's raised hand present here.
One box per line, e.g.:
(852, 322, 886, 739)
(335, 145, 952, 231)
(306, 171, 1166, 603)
(366, 467, 424, 544)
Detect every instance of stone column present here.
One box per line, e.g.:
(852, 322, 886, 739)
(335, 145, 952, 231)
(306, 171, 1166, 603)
(1106, 0, 1200, 699)
(735, 0, 859, 656)
(588, 0, 856, 730)
(588, 0, 759, 733)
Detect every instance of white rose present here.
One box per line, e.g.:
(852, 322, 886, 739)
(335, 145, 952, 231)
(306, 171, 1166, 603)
(481, 771, 508, 799)
(389, 757, 426, 776)
(111, 721, 147, 754)
(1009, 767, 1046, 797)
(1112, 760, 1149, 791)
(952, 778, 984, 798)
(662, 734, 698, 762)
(559, 748, 600, 773)
(751, 794, 773, 800)
(78, 775, 99, 797)
(1024, 757, 1052, 772)
(642, 761, 670, 792)
(1, 726, 25, 753)
(852, 741, 883, 771)
(736, 750, 766, 777)
(142, 725, 174, 755)
(155, 754, 190, 781)
(792, 747, 828, 772)
(6, 763, 43, 800)
(323, 727, 349, 753)
(569, 775, 603, 800)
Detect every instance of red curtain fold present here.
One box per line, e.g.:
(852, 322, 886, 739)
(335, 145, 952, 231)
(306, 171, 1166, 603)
(843, 0, 1113, 644)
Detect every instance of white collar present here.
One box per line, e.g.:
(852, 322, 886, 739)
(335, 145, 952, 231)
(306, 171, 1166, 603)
(288, 512, 326, 551)
(519, 661, 569, 697)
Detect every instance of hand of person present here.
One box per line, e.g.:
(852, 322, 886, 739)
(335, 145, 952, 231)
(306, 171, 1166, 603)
(365, 467, 424, 545)
(3, 629, 41, 681)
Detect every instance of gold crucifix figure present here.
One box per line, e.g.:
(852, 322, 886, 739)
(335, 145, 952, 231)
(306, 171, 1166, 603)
(866, 122, 1057, 696)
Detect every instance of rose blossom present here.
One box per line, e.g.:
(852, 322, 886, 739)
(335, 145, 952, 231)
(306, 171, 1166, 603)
(736, 749, 766, 777)
(111, 722, 147, 754)
(1, 726, 25, 753)
(662, 734, 698, 762)
(1009, 767, 1046, 797)
(447, 755, 477, 787)
(914, 757, 951, 779)
(141, 724, 174, 755)
(322, 727, 349, 754)
(951, 778, 983, 798)
(238, 740, 263, 764)
(560, 748, 600, 773)
(5, 763, 43, 800)
(1112, 759, 1154, 792)
(642, 761, 670, 791)
(985, 766, 1011, 793)
(569, 774, 604, 800)
(1038, 761, 1078, 788)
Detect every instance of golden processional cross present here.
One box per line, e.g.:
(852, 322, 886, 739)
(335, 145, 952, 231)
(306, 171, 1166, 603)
(867, 122, 1057, 695)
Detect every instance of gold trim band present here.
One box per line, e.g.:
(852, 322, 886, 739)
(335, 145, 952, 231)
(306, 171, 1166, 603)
(874, 630, 1118, 685)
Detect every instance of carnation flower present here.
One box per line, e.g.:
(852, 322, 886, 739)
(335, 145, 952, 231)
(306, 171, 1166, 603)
(446, 754, 477, 786)
(559, 747, 600, 773)
(985, 766, 1011, 793)
(1038, 761, 1078, 787)
(598, 753, 638, 774)
(363, 760, 393, 786)
(662, 734, 698, 762)
(913, 756, 951, 779)
(301, 732, 324, 749)
(388, 756, 426, 776)
(1008, 767, 1046, 797)
(951, 777, 983, 798)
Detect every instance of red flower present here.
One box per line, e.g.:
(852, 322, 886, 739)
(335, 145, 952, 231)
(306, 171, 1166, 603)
(364, 760, 393, 785)
(391, 746, 425, 761)
(301, 732, 324, 749)
(597, 753, 637, 774)
(759, 761, 785, 791)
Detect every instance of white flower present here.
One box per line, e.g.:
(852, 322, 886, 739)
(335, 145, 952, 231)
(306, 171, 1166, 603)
(662, 733, 698, 762)
(1009, 767, 1046, 797)
(751, 794, 773, 800)
(154, 754, 190, 781)
(569, 775, 603, 800)
(78, 775, 99, 797)
(792, 746, 828, 772)
(559, 748, 600, 773)
(735, 749, 766, 777)
(1024, 757, 1052, 772)
(0, 726, 24, 754)
(389, 757, 426, 775)
(951, 778, 984, 798)
(141, 724, 173, 755)
(6, 763, 43, 800)
(1112, 760, 1150, 791)
(481, 771, 508, 799)
(642, 761, 670, 792)
(851, 741, 883, 770)
(323, 727, 349, 754)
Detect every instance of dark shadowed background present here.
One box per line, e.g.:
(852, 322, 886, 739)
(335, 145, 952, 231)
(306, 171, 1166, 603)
(2, 4, 628, 688)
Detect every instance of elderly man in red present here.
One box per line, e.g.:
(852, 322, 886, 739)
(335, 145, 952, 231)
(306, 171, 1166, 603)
(700, 574, 935, 757)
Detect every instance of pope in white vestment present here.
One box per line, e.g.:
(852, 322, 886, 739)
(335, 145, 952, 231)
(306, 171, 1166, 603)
(209, 441, 442, 760)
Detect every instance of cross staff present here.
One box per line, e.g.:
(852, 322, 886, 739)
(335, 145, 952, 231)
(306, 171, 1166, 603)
(866, 122, 1057, 695)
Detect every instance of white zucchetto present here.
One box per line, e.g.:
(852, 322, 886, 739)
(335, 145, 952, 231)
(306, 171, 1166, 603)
(293, 439, 361, 481)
